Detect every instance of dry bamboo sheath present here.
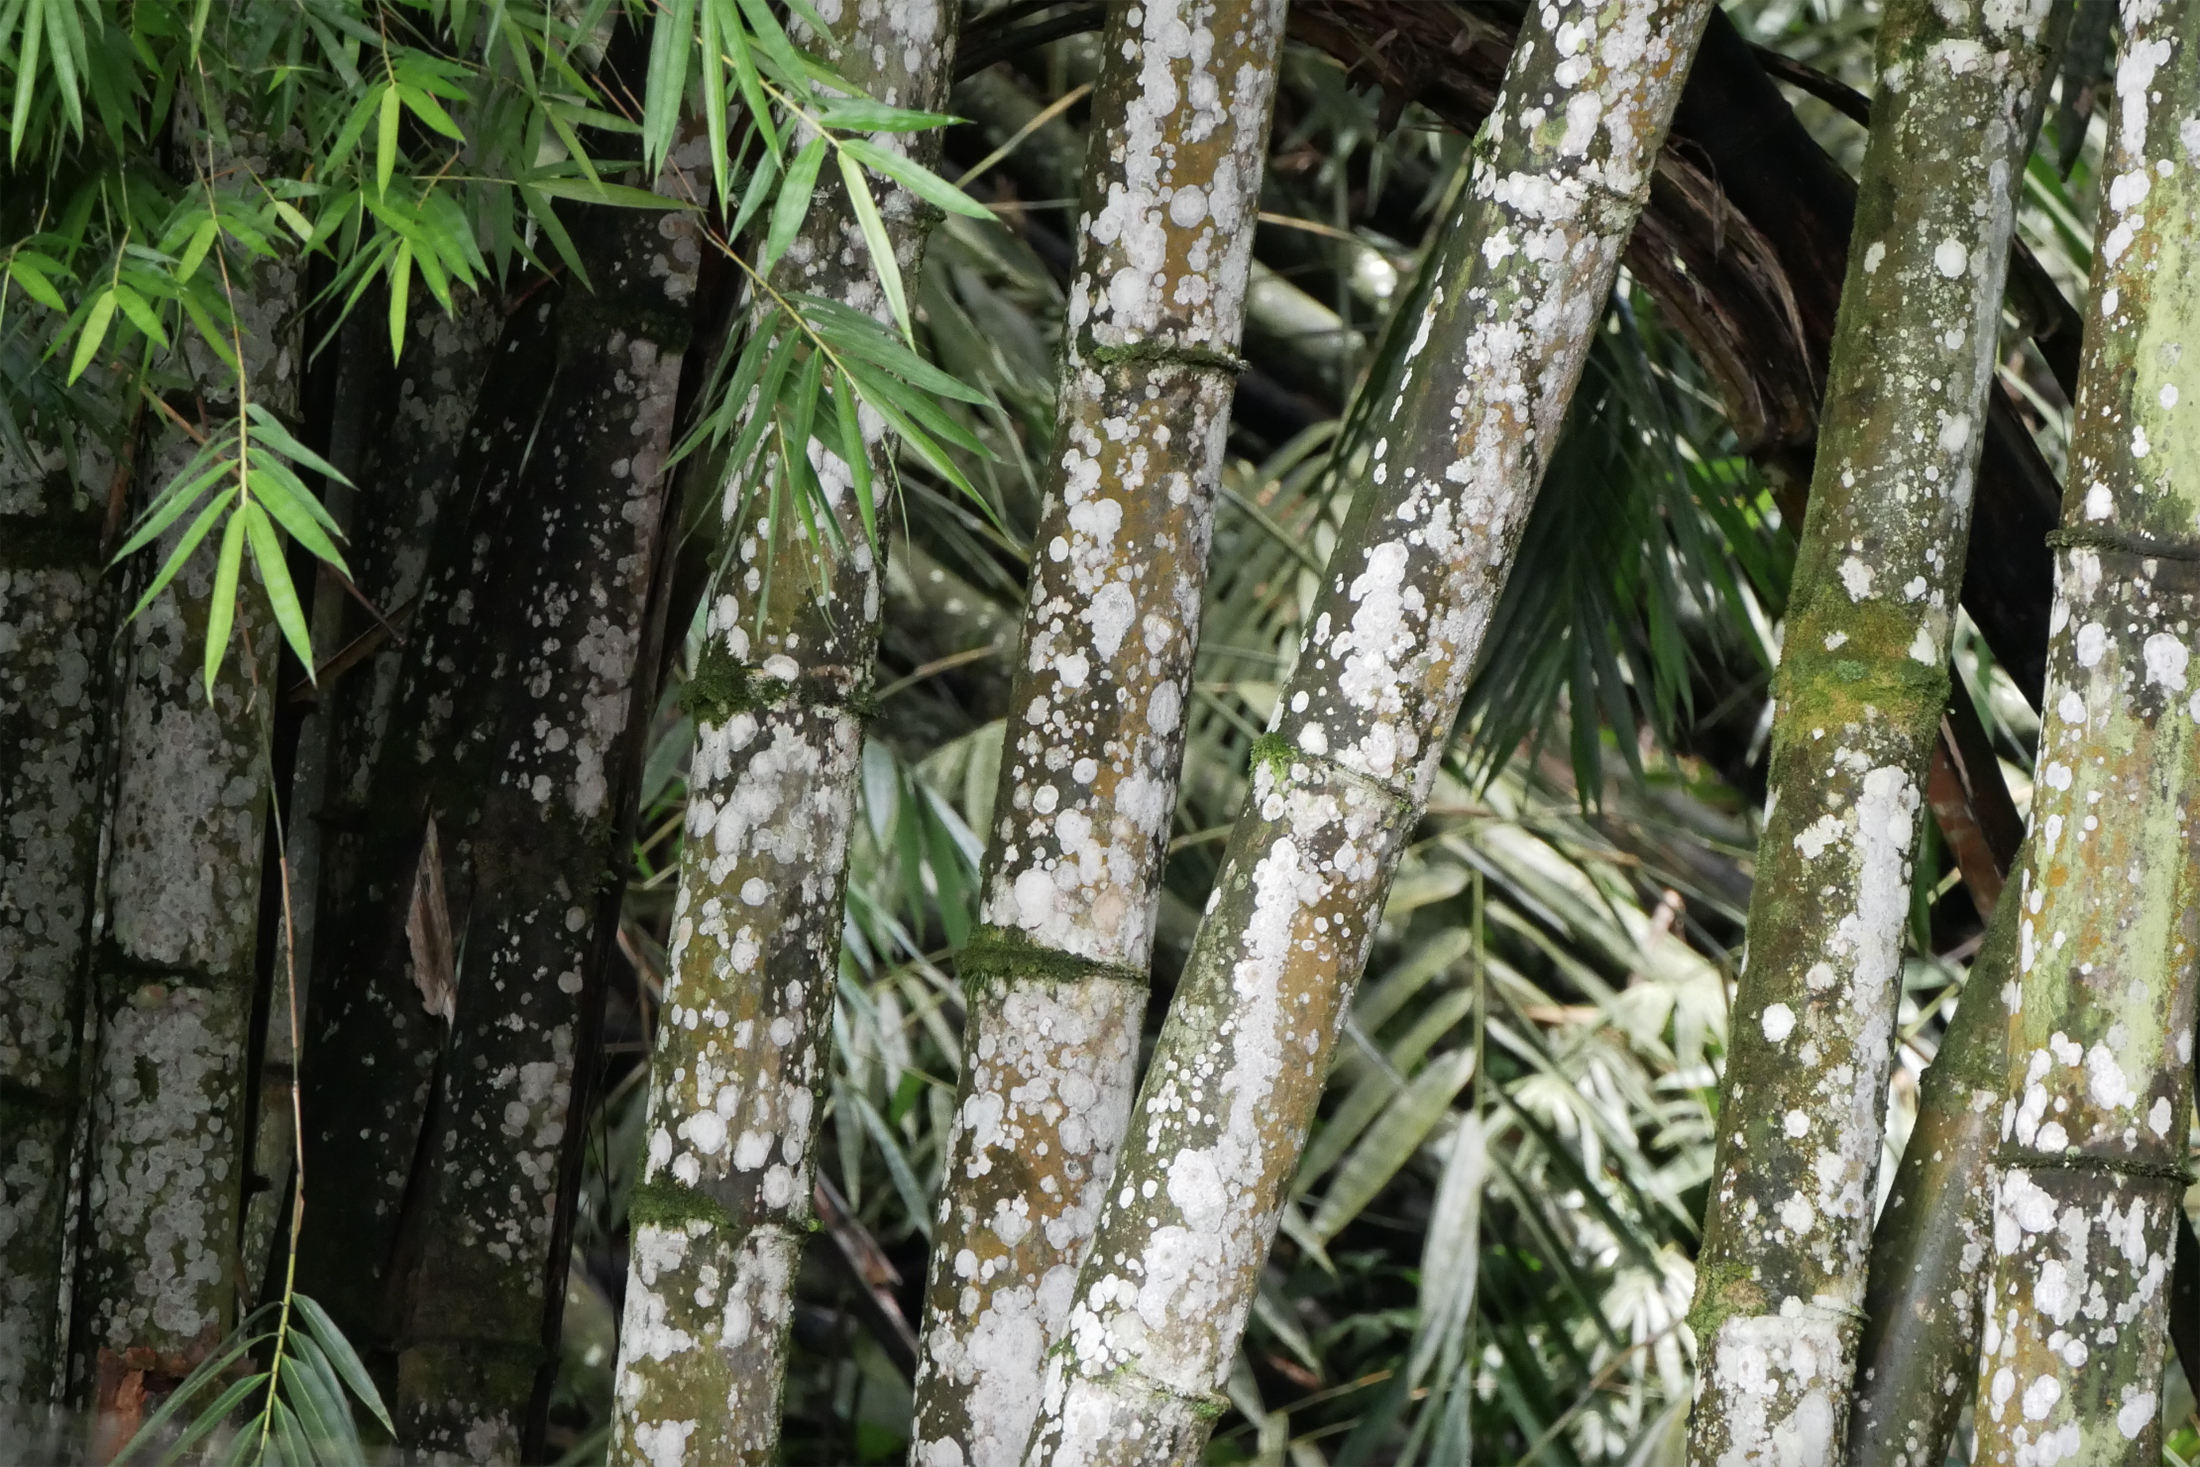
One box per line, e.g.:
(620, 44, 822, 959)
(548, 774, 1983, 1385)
(606, 6, 959, 1464)
(1014, 0, 1716, 1461)
(911, 5, 1287, 1465)
(1681, 0, 2068, 1460)
(1971, 3, 2200, 1461)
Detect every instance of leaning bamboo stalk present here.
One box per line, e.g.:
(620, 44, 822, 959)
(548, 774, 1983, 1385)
(911, 6, 1286, 1463)
(1681, 2, 2066, 1461)
(0, 391, 114, 1422)
(1970, 5, 2200, 1460)
(607, 9, 960, 1465)
(1847, 843, 2023, 1467)
(1014, 2, 1716, 1461)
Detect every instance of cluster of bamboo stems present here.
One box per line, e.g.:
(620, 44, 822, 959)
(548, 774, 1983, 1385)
(5, 0, 2200, 1462)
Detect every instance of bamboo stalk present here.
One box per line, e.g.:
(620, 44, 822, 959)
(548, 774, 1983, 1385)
(71, 124, 298, 1425)
(1681, 1, 2067, 1460)
(606, 10, 962, 1465)
(1970, 4, 2200, 1460)
(378, 199, 701, 1460)
(290, 296, 500, 1353)
(1013, 2, 1716, 1461)
(1848, 846, 2022, 1467)
(911, 6, 1286, 1464)
(0, 370, 113, 1423)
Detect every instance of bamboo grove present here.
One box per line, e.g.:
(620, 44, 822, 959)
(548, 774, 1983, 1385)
(3, 0, 2200, 1463)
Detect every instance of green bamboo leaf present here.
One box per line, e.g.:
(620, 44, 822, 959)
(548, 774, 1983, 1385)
(697, 0, 730, 205)
(246, 463, 348, 573)
(375, 82, 401, 195)
(275, 1346, 338, 1455)
(848, 1086, 930, 1239)
(719, 321, 799, 495)
(677, 303, 780, 461)
(641, 0, 697, 173)
(268, 1395, 315, 1467)
(5, 256, 66, 311)
(242, 501, 318, 673)
(731, 0, 809, 96)
(324, 89, 379, 172)
(203, 506, 248, 697)
(840, 137, 991, 218)
(68, 288, 115, 383)
(778, 0, 829, 41)
(290, 1294, 394, 1437)
(728, 142, 781, 244)
(397, 82, 465, 143)
(122, 497, 227, 630)
(284, 1330, 365, 1464)
(151, 1371, 271, 1466)
(720, 6, 778, 158)
(1308, 1047, 1477, 1244)
(111, 452, 229, 564)
(108, 1318, 278, 1465)
(831, 365, 875, 549)
(813, 99, 960, 133)
(387, 241, 412, 359)
(762, 136, 826, 273)
(837, 151, 909, 341)
(246, 403, 354, 492)
(515, 184, 589, 286)
(8, 0, 45, 158)
(521, 177, 682, 209)
(111, 283, 168, 347)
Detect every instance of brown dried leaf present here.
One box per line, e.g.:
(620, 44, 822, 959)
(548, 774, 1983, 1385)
(406, 814, 457, 1023)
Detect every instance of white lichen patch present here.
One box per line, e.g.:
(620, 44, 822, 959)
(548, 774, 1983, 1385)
(82, 985, 250, 1354)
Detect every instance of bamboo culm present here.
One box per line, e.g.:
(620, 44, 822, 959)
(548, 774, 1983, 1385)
(69, 121, 297, 1422)
(0, 382, 114, 1421)
(1847, 846, 2023, 1467)
(1971, 3, 2200, 1460)
(1682, 1, 2067, 1462)
(911, 6, 1286, 1465)
(1015, 1, 1717, 1461)
(607, 9, 961, 1464)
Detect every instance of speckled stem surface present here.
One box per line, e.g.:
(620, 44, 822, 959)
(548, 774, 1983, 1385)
(378, 194, 697, 1462)
(1681, 3, 2066, 1462)
(1018, 2, 1714, 1462)
(606, 7, 959, 1465)
(1848, 846, 2022, 1467)
(289, 293, 500, 1358)
(1971, 8, 2200, 1461)
(72, 210, 296, 1406)
(911, 6, 1284, 1464)
(0, 393, 114, 1419)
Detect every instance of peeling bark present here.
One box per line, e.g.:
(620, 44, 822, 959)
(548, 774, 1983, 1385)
(1848, 849, 2021, 1467)
(70, 197, 298, 1409)
(910, 7, 1286, 1464)
(1971, 8, 2200, 1460)
(0, 399, 113, 1419)
(1681, 3, 2067, 1462)
(1016, 2, 1715, 1461)
(606, 9, 962, 1465)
